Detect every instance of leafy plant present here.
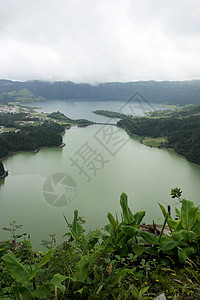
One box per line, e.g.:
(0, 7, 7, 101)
(2, 249, 66, 299)
(1, 190, 200, 299)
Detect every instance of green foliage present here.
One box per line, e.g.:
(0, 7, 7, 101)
(2, 249, 66, 299)
(0, 88, 47, 104)
(117, 105, 200, 165)
(1, 190, 200, 299)
(0, 121, 64, 160)
(48, 111, 93, 127)
(0, 161, 5, 177)
(93, 110, 127, 119)
(1, 79, 200, 105)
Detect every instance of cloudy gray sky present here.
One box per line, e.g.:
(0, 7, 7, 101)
(0, 0, 199, 83)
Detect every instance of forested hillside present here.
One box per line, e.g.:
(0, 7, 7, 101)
(117, 104, 200, 165)
(0, 79, 200, 104)
(0, 161, 5, 177)
(0, 121, 64, 160)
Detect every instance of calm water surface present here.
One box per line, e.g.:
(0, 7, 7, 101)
(0, 101, 200, 248)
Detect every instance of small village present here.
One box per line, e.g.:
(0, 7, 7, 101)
(0, 104, 51, 133)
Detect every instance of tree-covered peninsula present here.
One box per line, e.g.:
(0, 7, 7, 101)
(47, 111, 94, 127)
(92, 110, 127, 119)
(0, 121, 65, 160)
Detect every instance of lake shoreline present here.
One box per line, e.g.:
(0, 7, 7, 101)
(124, 128, 200, 166)
(0, 143, 65, 163)
(0, 170, 8, 180)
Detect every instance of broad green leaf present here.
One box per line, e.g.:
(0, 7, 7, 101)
(181, 199, 198, 230)
(107, 212, 117, 236)
(175, 207, 181, 218)
(51, 274, 67, 293)
(33, 273, 67, 298)
(132, 243, 145, 256)
(191, 215, 200, 236)
(30, 248, 56, 280)
(131, 286, 139, 299)
(87, 228, 103, 249)
(13, 286, 33, 300)
(32, 283, 57, 298)
(172, 230, 196, 243)
(121, 225, 139, 237)
(2, 251, 31, 285)
(108, 212, 117, 229)
(112, 269, 128, 285)
(167, 218, 179, 230)
(140, 286, 150, 295)
(115, 231, 129, 247)
(178, 247, 195, 262)
(139, 231, 158, 245)
(144, 246, 158, 255)
(75, 258, 89, 281)
(71, 210, 84, 240)
(105, 224, 114, 236)
(160, 240, 178, 251)
(37, 248, 55, 268)
(120, 193, 135, 225)
(161, 235, 171, 241)
(133, 211, 145, 225)
(158, 203, 167, 217)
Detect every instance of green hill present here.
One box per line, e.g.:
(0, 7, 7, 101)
(0, 79, 200, 104)
(0, 88, 46, 103)
(117, 103, 200, 165)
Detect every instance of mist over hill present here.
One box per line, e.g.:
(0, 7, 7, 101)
(0, 79, 200, 104)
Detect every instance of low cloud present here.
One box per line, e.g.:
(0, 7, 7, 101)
(0, 0, 199, 83)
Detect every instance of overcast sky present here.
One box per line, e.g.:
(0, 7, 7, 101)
(0, 0, 199, 83)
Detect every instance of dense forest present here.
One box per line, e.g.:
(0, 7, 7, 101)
(1, 79, 200, 104)
(117, 104, 200, 165)
(0, 112, 39, 127)
(48, 111, 93, 126)
(0, 121, 65, 160)
(93, 110, 127, 119)
(0, 161, 5, 177)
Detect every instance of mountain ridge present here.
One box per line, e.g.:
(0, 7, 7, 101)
(0, 79, 200, 104)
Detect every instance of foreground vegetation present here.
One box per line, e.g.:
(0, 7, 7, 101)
(0, 189, 200, 299)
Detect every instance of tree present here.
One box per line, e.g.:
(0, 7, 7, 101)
(0, 161, 5, 177)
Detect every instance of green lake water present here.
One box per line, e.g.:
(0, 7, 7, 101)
(1, 124, 200, 248)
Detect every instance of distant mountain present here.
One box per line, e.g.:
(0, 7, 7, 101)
(0, 79, 200, 104)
